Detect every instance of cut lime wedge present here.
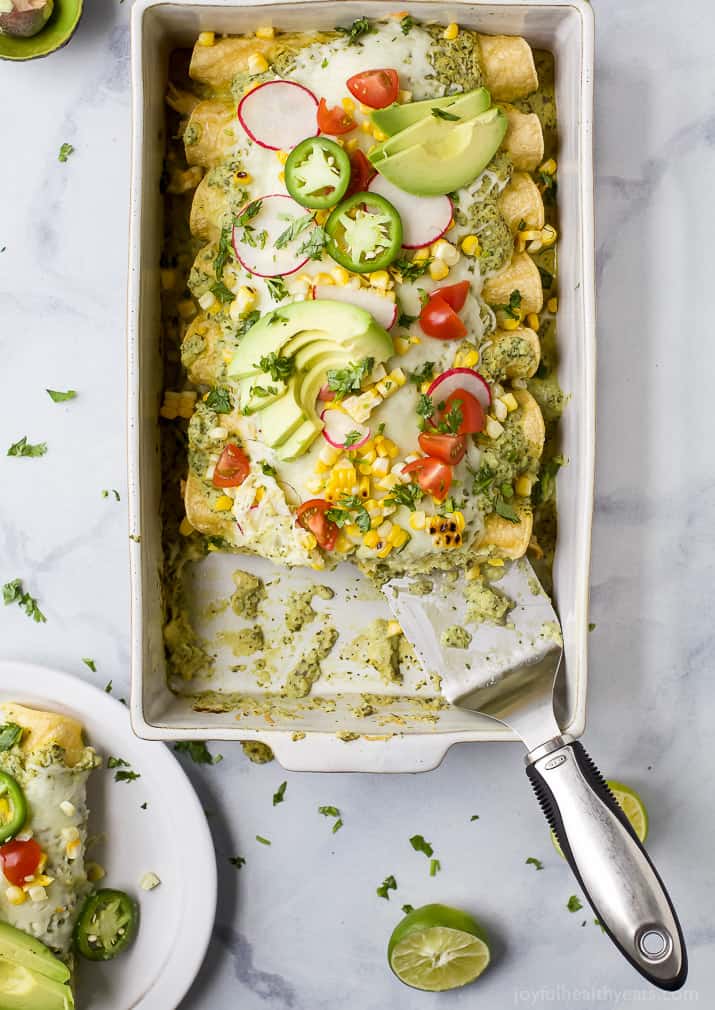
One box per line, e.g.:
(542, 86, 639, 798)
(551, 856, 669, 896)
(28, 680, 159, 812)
(388, 903, 490, 991)
(552, 779, 648, 857)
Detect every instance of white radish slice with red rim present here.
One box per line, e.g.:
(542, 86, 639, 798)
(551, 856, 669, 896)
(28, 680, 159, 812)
(232, 194, 311, 278)
(237, 80, 319, 151)
(427, 368, 492, 414)
(320, 409, 371, 450)
(312, 284, 398, 330)
(368, 175, 452, 249)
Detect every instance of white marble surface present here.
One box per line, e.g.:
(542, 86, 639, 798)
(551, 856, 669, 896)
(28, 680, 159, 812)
(1, 1, 713, 1006)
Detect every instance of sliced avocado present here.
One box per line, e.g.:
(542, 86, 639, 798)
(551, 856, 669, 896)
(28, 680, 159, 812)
(258, 390, 307, 448)
(239, 374, 285, 414)
(228, 300, 392, 381)
(0, 921, 70, 984)
(0, 959, 73, 1010)
(373, 107, 508, 197)
(0, 0, 83, 62)
(276, 417, 323, 460)
(370, 87, 492, 147)
(293, 339, 345, 371)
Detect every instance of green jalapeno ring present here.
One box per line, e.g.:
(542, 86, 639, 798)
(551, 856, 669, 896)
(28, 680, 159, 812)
(324, 191, 403, 274)
(0, 770, 27, 844)
(74, 888, 139, 961)
(284, 136, 351, 210)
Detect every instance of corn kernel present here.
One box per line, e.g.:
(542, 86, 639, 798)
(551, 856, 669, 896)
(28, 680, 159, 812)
(311, 559, 326, 570)
(460, 234, 480, 256)
(516, 475, 534, 497)
(5, 886, 26, 906)
(487, 557, 505, 567)
(547, 296, 558, 314)
(463, 348, 480, 368)
(398, 89, 413, 104)
(485, 417, 504, 439)
(429, 259, 450, 281)
(493, 398, 508, 422)
(502, 316, 521, 331)
(502, 392, 518, 413)
(198, 290, 216, 311)
(315, 272, 334, 286)
(393, 336, 410, 355)
(341, 96, 355, 112)
(213, 495, 234, 512)
(372, 126, 389, 142)
(179, 517, 194, 537)
(526, 313, 540, 331)
(431, 238, 460, 266)
(386, 620, 402, 636)
(335, 533, 353, 553)
(376, 541, 393, 559)
(363, 530, 380, 549)
(248, 53, 269, 75)
(443, 22, 459, 40)
(358, 475, 371, 499)
(234, 170, 252, 185)
(539, 158, 557, 176)
(197, 31, 215, 46)
(368, 270, 391, 290)
(360, 119, 372, 134)
(315, 459, 330, 474)
(389, 526, 410, 549)
(255, 25, 275, 39)
(331, 266, 350, 285)
(409, 511, 426, 531)
(278, 170, 285, 184)
(452, 511, 466, 532)
(275, 149, 289, 164)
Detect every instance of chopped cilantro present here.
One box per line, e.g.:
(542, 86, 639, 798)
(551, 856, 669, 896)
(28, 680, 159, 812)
(210, 280, 235, 303)
(326, 358, 374, 399)
(205, 387, 233, 414)
(104, 680, 113, 693)
(298, 226, 327, 260)
(494, 496, 520, 523)
(496, 289, 522, 320)
(7, 436, 47, 458)
(343, 430, 363, 448)
(409, 361, 435, 386)
(272, 781, 287, 806)
(82, 658, 97, 672)
(174, 741, 223, 765)
(526, 856, 544, 871)
(376, 874, 397, 899)
(470, 814, 480, 821)
(101, 489, 120, 501)
(2, 579, 46, 623)
(261, 462, 277, 477)
(397, 310, 418, 328)
(115, 769, 141, 784)
(533, 455, 565, 506)
(46, 389, 77, 402)
(439, 400, 463, 434)
(588, 622, 597, 632)
(336, 16, 374, 44)
(429, 858, 441, 877)
(58, 143, 74, 163)
(229, 856, 246, 869)
(249, 385, 278, 400)
(275, 212, 314, 249)
(392, 255, 431, 282)
(400, 14, 414, 33)
(258, 352, 294, 382)
(214, 224, 234, 280)
(538, 266, 553, 290)
(237, 309, 260, 335)
(540, 171, 557, 206)
(141, 801, 148, 810)
(409, 834, 434, 858)
(332, 818, 343, 834)
(265, 276, 289, 302)
(416, 393, 434, 425)
(567, 895, 583, 913)
(0, 723, 22, 752)
(237, 200, 262, 227)
(385, 482, 423, 512)
(107, 757, 129, 769)
(256, 835, 271, 846)
(401, 903, 414, 914)
(320, 57, 328, 68)
(432, 107, 460, 121)
(318, 805, 341, 818)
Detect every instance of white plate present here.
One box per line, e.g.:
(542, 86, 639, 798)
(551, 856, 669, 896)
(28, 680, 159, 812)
(0, 661, 217, 1010)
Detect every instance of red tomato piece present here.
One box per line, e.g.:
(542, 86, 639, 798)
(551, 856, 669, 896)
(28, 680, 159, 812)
(317, 98, 356, 135)
(434, 280, 470, 312)
(345, 149, 377, 198)
(417, 432, 467, 465)
(419, 294, 468, 341)
(402, 457, 453, 502)
(212, 443, 251, 488)
(296, 499, 340, 551)
(0, 838, 42, 887)
(346, 69, 399, 109)
(442, 389, 485, 434)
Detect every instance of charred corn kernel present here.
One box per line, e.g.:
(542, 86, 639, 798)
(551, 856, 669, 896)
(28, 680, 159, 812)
(275, 149, 289, 165)
(541, 225, 557, 247)
(526, 313, 540, 331)
(360, 119, 373, 134)
(335, 533, 353, 553)
(179, 517, 194, 536)
(345, 137, 359, 153)
(386, 620, 402, 637)
(429, 259, 450, 281)
(248, 52, 269, 75)
(488, 557, 505, 568)
(413, 246, 430, 262)
(485, 416, 504, 439)
(368, 270, 391, 290)
(363, 530, 380, 549)
(197, 31, 215, 46)
(502, 316, 521, 331)
(372, 126, 389, 142)
(5, 886, 26, 906)
(315, 272, 334, 286)
(303, 533, 318, 550)
(516, 474, 534, 497)
(466, 563, 481, 581)
(234, 170, 252, 185)
(431, 238, 460, 266)
(357, 475, 371, 499)
(255, 25, 275, 38)
(388, 526, 410, 549)
(160, 268, 177, 290)
(539, 158, 557, 176)
(213, 495, 234, 512)
(452, 511, 466, 532)
(376, 541, 393, 559)
(341, 96, 355, 112)
(331, 265, 350, 285)
(547, 296, 559, 313)
(177, 299, 196, 320)
(502, 392, 518, 413)
(443, 22, 459, 39)
(393, 336, 410, 355)
(460, 234, 480, 256)
(409, 511, 426, 531)
(493, 398, 508, 422)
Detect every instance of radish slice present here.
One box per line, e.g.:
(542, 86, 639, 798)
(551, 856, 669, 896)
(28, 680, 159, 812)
(368, 175, 452, 249)
(232, 194, 311, 278)
(312, 284, 398, 329)
(427, 368, 491, 412)
(320, 409, 371, 450)
(237, 80, 319, 151)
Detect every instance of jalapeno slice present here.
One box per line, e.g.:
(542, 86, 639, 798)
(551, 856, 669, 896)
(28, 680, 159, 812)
(0, 770, 27, 844)
(284, 137, 351, 210)
(74, 888, 139, 961)
(324, 191, 403, 273)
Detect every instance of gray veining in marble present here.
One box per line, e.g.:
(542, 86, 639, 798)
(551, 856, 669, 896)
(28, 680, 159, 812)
(1, 1, 713, 1007)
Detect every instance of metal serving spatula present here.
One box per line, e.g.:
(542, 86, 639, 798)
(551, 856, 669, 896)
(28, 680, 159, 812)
(383, 559, 687, 990)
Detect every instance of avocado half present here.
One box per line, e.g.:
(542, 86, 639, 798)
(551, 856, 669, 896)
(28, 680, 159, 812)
(0, 0, 83, 61)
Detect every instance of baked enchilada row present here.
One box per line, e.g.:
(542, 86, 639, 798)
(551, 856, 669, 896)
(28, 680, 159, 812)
(161, 17, 561, 580)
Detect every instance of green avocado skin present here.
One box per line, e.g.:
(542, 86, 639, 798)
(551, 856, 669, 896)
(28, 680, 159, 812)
(0, 0, 83, 62)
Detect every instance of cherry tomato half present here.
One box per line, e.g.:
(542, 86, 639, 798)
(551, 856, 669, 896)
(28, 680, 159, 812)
(296, 499, 339, 551)
(435, 280, 470, 313)
(402, 457, 453, 502)
(212, 443, 250, 489)
(346, 69, 400, 109)
(443, 389, 485, 434)
(346, 149, 377, 198)
(317, 98, 356, 135)
(0, 838, 42, 887)
(417, 432, 467, 465)
(419, 294, 468, 341)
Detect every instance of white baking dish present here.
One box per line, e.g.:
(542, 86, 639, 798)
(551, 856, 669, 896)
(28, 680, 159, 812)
(128, 0, 595, 772)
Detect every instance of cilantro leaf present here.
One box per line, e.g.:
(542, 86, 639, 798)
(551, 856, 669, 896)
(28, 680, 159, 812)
(298, 226, 327, 261)
(567, 895, 583, 913)
(384, 482, 423, 512)
(237, 200, 263, 227)
(2, 579, 46, 623)
(533, 455, 566, 506)
(7, 437, 47, 458)
(273, 781, 287, 806)
(409, 834, 434, 858)
(496, 289, 522, 319)
(401, 903, 414, 914)
(275, 213, 314, 249)
(409, 361, 435, 386)
(429, 858, 441, 877)
(115, 770, 141, 783)
(261, 462, 277, 477)
(376, 874, 397, 899)
(82, 658, 97, 672)
(229, 856, 246, 869)
(104, 680, 113, 693)
(205, 387, 233, 414)
(470, 814, 480, 821)
(107, 756, 129, 769)
(494, 496, 520, 523)
(318, 805, 340, 818)
(0, 723, 23, 752)
(174, 741, 223, 765)
(397, 310, 418, 328)
(214, 224, 234, 280)
(101, 489, 120, 501)
(326, 358, 374, 399)
(210, 280, 235, 303)
(336, 16, 374, 44)
(432, 107, 460, 121)
(258, 352, 294, 382)
(332, 818, 343, 833)
(400, 14, 414, 33)
(47, 389, 77, 403)
(256, 835, 271, 846)
(265, 276, 289, 302)
(526, 856, 544, 871)
(58, 143, 74, 163)
(343, 430, 363, 448)
(538, 266, 553, 290)
(416, 393, 434, 424)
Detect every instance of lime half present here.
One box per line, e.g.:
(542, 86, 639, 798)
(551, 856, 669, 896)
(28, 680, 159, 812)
(552, 779, 648, 857)
(388, 903, 490, 992)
